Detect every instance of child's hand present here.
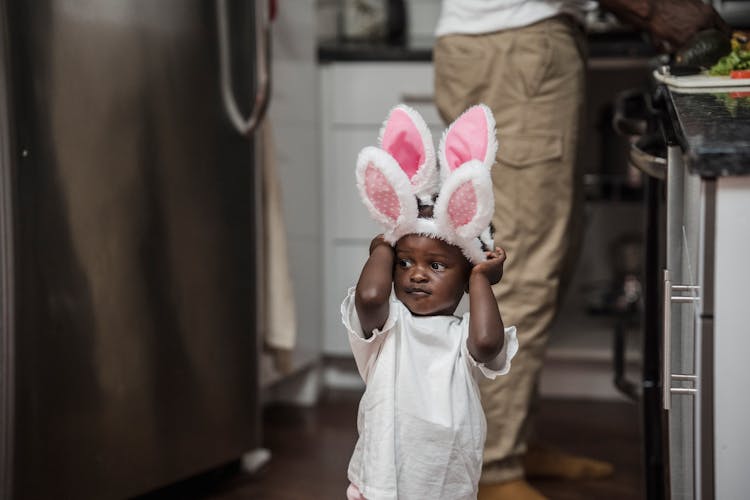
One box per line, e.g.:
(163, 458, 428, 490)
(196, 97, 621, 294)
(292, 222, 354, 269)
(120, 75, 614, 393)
(369, 234, 392, 255)
(472, 247, 506, 285)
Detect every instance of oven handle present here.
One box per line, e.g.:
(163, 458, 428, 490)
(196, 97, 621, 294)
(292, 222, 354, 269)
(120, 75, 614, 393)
(629, 138, 667, 180)
(612, 89, 650, 137)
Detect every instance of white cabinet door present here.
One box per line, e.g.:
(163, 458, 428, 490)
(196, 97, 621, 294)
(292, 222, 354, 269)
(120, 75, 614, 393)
(320, 62, 444, 354)
(327, 128, 384, 240)
(714, 176, 750, 500)
(326, 63, 442, 126)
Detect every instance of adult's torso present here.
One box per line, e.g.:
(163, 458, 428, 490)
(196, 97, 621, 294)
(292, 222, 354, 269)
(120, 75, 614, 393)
(435, 0, 587, 36)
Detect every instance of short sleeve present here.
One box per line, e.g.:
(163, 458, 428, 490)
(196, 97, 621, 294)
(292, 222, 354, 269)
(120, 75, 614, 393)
(340, 286, 400, 382)
(463, 325, 519, 380)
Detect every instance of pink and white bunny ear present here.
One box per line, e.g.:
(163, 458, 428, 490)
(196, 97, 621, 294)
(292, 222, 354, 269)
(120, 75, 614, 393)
(432, 160, 494, 263)
(438, 104, 497, 181)
(378, 104, 438, 203)
(356, 146, 418, 243)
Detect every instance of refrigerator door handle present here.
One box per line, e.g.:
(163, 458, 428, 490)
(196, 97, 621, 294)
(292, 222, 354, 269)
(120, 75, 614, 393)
(662, 268, 700, 410)
(217, 0, 271, 137)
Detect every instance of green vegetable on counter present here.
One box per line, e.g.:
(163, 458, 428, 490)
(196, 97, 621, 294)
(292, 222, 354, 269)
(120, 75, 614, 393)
(709, 49, 750, 75)
(708, 32, 750, 76)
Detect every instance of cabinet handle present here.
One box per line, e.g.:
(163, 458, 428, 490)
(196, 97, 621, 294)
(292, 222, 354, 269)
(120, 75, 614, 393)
(662, 269, 700, 410)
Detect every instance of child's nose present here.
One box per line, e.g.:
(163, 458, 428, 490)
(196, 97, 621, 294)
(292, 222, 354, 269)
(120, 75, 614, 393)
(410, 267, 429, 282)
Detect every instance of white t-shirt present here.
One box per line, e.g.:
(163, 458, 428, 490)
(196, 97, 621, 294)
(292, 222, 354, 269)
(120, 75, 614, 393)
(341, 287, 519, 500)
(435, 0, 588, 37)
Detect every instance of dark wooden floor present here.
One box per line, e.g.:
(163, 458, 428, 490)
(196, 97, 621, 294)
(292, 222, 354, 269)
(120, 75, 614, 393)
(140, 390, 645, 500)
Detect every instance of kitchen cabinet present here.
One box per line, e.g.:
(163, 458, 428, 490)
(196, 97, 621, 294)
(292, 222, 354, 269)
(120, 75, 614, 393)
(663, 145, 706, 500)
(659, 90, 750, 500)
(319, 62, 443, 356)
(664, 150, 750, 500)
(713, 176, 750, 500)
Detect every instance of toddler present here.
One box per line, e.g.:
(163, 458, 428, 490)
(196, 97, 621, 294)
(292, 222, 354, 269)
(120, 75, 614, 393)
(342, 104, 518, 500)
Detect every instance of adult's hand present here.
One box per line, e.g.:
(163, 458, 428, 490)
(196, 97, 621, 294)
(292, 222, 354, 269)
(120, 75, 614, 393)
(600, 0, 731, 53)
(648, 0, 731, 51)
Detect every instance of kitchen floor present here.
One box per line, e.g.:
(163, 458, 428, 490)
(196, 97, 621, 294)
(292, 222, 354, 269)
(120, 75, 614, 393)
(139, 389, 644, 500)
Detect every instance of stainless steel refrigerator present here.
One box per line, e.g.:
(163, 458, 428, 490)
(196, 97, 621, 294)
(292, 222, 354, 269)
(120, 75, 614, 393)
(0, 0, 270, 498)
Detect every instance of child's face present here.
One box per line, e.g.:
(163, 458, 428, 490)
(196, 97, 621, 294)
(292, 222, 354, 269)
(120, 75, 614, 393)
(393, 234, 471, 316)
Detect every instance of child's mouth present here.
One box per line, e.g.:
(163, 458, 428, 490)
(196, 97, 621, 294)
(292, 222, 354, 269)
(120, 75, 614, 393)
(406, 287, 431, 296)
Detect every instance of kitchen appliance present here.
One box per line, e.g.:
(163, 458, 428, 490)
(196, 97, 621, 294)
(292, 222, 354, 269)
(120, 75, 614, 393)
(613, 86, 668, 500)
(0, 0, 270, 498)
(712, 0, 750, 28)
(339, 0, 407, 44)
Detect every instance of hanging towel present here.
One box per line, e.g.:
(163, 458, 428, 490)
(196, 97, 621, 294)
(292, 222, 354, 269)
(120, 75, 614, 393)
(261, 119, 297, 375)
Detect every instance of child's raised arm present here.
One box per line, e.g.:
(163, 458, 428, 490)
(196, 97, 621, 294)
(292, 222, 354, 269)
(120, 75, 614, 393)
(467, 247, 506, 363)
(355, 235, 394, 338)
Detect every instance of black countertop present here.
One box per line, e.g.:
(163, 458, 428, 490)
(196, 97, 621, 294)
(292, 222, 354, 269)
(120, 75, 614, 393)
(318, 32, 655, 62)
(667, 89, 750, 177)
(318, 37, 432, 62)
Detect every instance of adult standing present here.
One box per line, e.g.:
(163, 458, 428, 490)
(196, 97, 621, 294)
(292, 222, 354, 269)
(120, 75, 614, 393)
(432, 1, 728, 499)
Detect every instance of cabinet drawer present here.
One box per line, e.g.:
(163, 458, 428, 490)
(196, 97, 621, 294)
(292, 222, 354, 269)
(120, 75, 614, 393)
(324, 63, 442, 126)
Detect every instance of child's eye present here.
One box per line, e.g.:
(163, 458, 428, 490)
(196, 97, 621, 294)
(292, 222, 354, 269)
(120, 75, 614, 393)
(398, 259, 413, 268)
(431, 262, 446, 271)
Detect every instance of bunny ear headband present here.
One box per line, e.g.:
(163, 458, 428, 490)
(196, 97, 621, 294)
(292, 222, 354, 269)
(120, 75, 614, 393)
(355, 103, 498, 264)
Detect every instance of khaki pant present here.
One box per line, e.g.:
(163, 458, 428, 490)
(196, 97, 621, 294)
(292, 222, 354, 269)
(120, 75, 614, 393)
(434, 16, 587, 483)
